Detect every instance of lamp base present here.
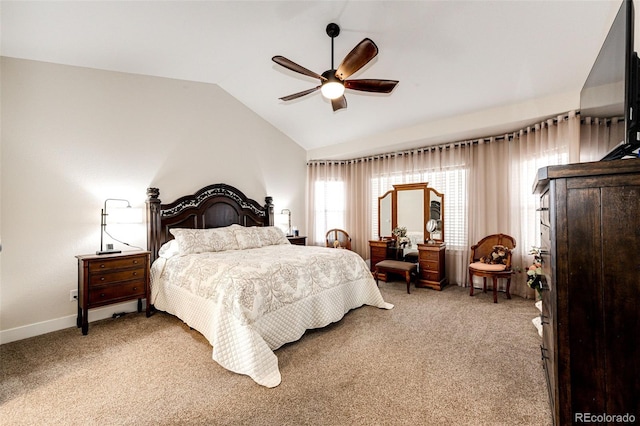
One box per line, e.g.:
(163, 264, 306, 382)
(96, 249, 122, 255)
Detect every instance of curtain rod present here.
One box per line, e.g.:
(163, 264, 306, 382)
(308, 112, 576, 166)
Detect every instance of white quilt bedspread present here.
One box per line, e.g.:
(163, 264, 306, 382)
(150, 244, 393, 387)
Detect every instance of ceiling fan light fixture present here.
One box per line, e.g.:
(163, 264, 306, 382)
(321, 81, 345, 100)
(320, 71, 344, 100)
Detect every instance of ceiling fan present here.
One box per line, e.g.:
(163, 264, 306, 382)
(272, 23, 399, 112)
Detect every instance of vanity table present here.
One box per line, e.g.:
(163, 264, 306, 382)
(369, 182, 447, 289)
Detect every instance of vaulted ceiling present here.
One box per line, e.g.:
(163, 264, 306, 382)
(1, 1, 623, 159)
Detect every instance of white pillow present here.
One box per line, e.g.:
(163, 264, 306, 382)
(232, 226, 263, 250)
(169, 226, 239, 254)
(256, 226, 290, 246)
(158, 239, 181, 258)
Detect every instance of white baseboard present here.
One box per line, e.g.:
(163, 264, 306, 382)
(0, 300, 143, 344)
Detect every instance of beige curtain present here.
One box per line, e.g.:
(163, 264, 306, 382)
(307, 111, 580, 298)
(468, 113, 578, 297)
(579, 116, 625, 162)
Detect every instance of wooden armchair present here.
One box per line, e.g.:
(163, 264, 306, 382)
(325, 229, 352, 250)
(469, 233, 516, 303)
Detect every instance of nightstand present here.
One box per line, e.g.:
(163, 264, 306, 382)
(76, 250, 151, 335)
(416, 243, 447, 290)
(287, 236, 307, 246)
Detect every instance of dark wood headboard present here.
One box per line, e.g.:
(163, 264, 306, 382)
(146, 183, 274, 263)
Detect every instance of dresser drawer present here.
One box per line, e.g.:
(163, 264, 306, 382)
(540, 223, 550, 251)
(420, 270, 440, 282)
(419, 250, 440, 261)
(89, 280, 146, 305)
(371, 246, 389, 257)
(539, 191, 550, 227)
(419, 260, 439, 272)
(88, 256, 146, 273)
(89, 267, 146, 286)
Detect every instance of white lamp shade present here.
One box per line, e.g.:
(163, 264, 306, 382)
(275, 213, 291, 234)
(107, 207, 143, 224)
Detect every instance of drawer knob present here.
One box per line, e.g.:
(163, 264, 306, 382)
(133, 287, 138, 291)
(133, 272, 138, 276)
(100, 264, 106, 268)
(100, 293, 106, 298)
(100, 277, 105, 281)
(133, 260, 138, 264)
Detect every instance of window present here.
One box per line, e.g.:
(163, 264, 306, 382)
(313, 180, 345, 243)
(371, 167, 468, 250)
(517, 150, 568, 257)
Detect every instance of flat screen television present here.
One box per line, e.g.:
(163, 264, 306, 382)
(580, 0, 640, 160)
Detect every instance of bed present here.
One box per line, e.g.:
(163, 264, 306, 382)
(146, 183, 393, 387)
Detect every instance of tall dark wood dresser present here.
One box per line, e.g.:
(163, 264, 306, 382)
(533, 159, 640, 425)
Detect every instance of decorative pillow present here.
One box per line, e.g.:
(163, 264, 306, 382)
(169, 228, 209, 254)
(207, 227, 241, 251)
(169, 226, 239, 254)
(232, 226, 263, 250)
(480, 245, 510, 265)
(256, 226, 290, 246)
(158, 239, 180, 258)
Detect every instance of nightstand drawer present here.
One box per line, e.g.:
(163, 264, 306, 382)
(371, 246, 388, 257)
(89, 280, 146, 305)
(419, 260, 439, 271)
(88, 256, 146, 272)
(419, 250, 440, 261)
(420, 270, 440, 282)
(89, 267, 146, 286)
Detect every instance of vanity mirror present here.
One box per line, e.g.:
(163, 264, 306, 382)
(376, 182, 444, 244)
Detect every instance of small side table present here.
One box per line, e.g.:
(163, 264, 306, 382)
(76, 251, 151, 335)
(287, 236, 307, 246)
(417, 243, 448, 291)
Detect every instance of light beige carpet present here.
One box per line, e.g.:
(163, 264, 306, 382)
(0, 283, 551, 425)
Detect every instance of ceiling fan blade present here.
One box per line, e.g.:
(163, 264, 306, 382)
(331, 96, 347, 112)
(335, 38, 379, 81)
(344, 79, 399, 93)
(272, 56, 326, 81)
(279, 86, 321, 101)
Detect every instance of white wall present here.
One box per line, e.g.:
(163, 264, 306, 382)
(0, 57, 306, 342)
(307, 91, 579, 160)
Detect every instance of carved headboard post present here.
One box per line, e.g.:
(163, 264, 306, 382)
(265, 196, 274, 226)
(146, 187, 161, 264)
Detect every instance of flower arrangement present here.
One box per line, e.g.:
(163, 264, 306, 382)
(527, 246, 544, 295)
(392, 226, 411, 248)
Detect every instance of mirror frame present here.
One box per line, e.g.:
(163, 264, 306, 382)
(426, 187, 445, 243)
(392, 183, 429, 243)
(377, 189, 394, 238)
(376, 182, 444, 244)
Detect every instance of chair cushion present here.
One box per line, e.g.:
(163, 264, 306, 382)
(375, 260, 417, 272)
(469, 261, 507, 272)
